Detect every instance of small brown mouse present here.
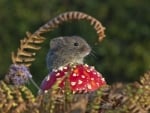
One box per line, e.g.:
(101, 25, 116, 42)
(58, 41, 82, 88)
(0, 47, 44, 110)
(46, 36, 91, 71)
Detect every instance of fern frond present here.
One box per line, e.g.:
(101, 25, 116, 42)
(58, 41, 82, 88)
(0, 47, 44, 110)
(11, 32, 45, 67)
(94, 71, 150, 113)
(17, 49, 35, 57)
(34, 11, 105, 42)
(11, 11, 105, 67)
(0, 81, 39, 113)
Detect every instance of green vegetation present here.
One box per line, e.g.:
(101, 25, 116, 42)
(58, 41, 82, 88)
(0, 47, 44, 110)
(0, 0, 150, 84)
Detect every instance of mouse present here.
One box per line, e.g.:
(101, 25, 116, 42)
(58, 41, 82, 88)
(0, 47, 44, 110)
(46, 36, 91, 71)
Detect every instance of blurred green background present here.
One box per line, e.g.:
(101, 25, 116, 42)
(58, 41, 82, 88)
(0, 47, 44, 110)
(0, 0, 150, 85)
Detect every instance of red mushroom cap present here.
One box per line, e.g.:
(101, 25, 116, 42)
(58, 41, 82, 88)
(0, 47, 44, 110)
(40, 64, 106, 92)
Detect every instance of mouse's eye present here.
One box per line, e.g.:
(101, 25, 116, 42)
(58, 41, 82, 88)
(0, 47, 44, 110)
(74, 42, 79, 46)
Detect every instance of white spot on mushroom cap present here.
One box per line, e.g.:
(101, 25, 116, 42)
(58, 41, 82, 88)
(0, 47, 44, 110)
(63, 66, 68, 70)
(76, 88, 79, 91)
(58, 66, 64, 71)
(71, 82, 76, 86)
(93, 72, 97, 75)
(46, 76, 50, 81)
(90, 66, 95, 71)
(56, 73, 60, 76)
(101, 78, 105, 82)
(73, 65, 77, 68)
(97, 72, 102, 77)
(87, 84, 92, 89)
(96, 82, 100, 86)
(52, 69, 58, 72)
(91, 78, 94, 80)
(82, 87, 85, 90)
(72, 73, 77, 77)
(78, 80, 83, 84)
(85, 64, 89, 67)
(81, 75, 85, 78)
(87, 69, 91, 72)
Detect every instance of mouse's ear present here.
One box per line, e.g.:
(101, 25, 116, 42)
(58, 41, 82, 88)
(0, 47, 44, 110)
(50, 37, 66, 49)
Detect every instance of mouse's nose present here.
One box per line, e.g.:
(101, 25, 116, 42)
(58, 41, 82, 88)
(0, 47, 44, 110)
(82, 46, 91, 56)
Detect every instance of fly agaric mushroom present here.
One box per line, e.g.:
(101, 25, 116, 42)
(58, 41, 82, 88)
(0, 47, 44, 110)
(40, 64, 106, 93)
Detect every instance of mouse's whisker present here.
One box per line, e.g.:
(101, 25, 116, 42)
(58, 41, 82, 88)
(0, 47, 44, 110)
(91, 49, 97, 54)
(90, 50, 98, 59)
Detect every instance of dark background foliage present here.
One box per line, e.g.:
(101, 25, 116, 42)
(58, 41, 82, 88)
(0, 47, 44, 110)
(0, 0, 150, 85)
